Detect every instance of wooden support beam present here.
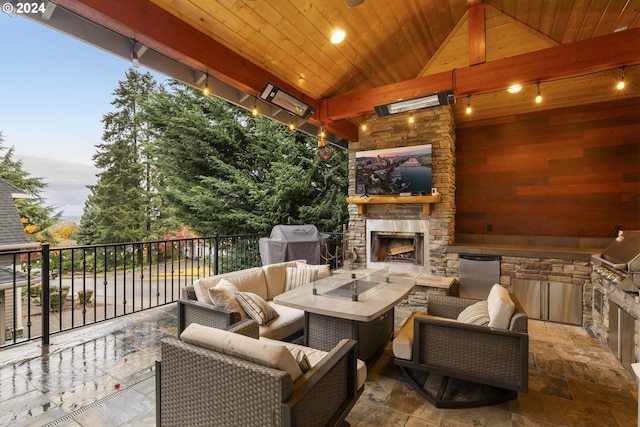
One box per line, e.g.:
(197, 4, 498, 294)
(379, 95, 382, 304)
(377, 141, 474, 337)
(468, 0, 486, 65)
(325, 28, 640, 121)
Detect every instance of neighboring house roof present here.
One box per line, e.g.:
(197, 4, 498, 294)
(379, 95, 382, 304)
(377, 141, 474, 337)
(0, 178, 31, 247)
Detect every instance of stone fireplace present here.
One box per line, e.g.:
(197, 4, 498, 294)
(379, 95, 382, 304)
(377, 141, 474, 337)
(348, 106, 456, 276)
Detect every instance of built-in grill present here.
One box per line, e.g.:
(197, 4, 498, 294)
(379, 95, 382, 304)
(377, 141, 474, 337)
(591, 230, 640, 293)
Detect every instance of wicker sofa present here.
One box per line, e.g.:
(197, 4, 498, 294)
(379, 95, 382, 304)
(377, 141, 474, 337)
(156, 320, 365, 427)
(179, 259, 329, 341)
(393, 285, 529, 408)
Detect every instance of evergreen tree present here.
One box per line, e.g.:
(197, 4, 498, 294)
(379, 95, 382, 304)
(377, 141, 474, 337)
(80, 69, 166, 244)
(0, 131, 61, 241)
(145, 81, 348, 235)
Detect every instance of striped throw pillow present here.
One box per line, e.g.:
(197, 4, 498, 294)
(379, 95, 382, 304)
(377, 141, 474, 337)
(285, 266, 317, 292)
(289, 348, 311, 373)
(457, 300, 490, 326)
(235, 292, 279, 326)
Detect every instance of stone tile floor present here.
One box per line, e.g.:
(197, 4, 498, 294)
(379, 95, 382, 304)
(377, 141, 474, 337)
(0, 305, 637, 426)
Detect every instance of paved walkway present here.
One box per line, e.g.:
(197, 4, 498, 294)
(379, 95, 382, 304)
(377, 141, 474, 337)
(0, 305, 637, 426)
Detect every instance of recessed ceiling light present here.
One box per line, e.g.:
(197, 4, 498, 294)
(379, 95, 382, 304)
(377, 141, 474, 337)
(507, 84, 522, 93)
(330, 29, 346, 44)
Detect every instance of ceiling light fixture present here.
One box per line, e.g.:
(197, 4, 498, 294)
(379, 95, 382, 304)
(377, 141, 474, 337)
(260, 83, 315, 119)
(288, 116, 296, 131)
(330, 29, 346, 44)
(130, 39, 140, 68)
(251, 98, 259, 117)
(507, 84, 522, 93)
(465, 95, 472, 115)
(202, 73, 210, 97)
(535, 82, 542, 104)
(374, 90, 455, 117)
(617, 66, 625, 90)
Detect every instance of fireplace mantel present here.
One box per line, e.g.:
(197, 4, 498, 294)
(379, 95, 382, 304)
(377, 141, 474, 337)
(346, 194, 441, 215)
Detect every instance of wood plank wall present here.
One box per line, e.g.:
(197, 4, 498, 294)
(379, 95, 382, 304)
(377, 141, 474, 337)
(455, 97, 640, 238)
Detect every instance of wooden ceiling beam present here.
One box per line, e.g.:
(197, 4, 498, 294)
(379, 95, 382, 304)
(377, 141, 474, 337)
(324, 27, 640, 121)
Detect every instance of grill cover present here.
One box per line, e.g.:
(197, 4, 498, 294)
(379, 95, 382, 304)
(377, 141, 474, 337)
(259, 225, 328, 265)
(602, 230, 640, 272)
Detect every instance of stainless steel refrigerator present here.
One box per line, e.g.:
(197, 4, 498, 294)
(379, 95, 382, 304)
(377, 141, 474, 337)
(458, 254, 501, 299)
(513, 278, 582, 325)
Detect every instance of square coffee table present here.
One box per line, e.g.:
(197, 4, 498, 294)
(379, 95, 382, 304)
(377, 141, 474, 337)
(273, 269, 415, 364)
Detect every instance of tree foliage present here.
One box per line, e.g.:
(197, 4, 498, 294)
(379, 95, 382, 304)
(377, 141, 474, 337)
(0, 131, 61, 241)
(79, 69, 177, 244)
(144, 81, 348, 235)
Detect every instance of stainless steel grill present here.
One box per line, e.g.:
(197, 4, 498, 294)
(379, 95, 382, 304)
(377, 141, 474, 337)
(592, 230, 640, 292)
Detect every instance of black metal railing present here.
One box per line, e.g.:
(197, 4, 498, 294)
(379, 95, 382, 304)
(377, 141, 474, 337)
(0, 231, 344, 349)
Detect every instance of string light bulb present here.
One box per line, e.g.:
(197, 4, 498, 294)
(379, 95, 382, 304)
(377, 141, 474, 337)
(130, 39, 140, 68)
(465, 95, 472, 115)
(535, 82, 542, 104)
(318, 127, 326, 147)
(288, 116, 295, 131)
(361, 122, 367, 131)
(251, 99, 258, 117)
(617, 66, 625, 90)
(408, 113, 415, 124)
(202, 73, 210, 97)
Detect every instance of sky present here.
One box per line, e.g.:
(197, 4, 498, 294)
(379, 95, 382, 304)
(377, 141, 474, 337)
(0, 11, 166, 218)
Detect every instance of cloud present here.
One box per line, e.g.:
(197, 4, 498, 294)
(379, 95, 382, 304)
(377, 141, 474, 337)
(19, 156, 98, 218)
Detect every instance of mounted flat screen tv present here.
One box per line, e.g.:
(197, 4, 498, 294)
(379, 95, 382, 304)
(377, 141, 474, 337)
(355, 144, 433, 195)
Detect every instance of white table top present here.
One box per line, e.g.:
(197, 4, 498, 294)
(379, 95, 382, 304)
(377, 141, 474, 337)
(273, 271, 415, 322)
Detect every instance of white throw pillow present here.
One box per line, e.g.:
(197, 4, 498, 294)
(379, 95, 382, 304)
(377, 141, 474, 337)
(235, 291, 280, 326)
(285, 266, 316, 291)
(487, 284, 515, 329)
(457, 300, 490, 326)
(208, 278, 247, 319)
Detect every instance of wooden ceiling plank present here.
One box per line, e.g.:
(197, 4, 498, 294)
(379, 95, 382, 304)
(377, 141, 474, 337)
(539, 0, 560, 40)
(562, 0, 592, 43)
(593, 0, 634, 37)
(419, 12, 470, 76)
(524, 0, 544, 30)
(468, 1, 486, 65)
(612, 0, 640, 30)
(576, 0, 609, 40)
(542, 0, 574, 43)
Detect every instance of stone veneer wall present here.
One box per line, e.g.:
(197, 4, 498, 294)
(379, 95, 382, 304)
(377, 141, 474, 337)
(347, 106, 456, 275)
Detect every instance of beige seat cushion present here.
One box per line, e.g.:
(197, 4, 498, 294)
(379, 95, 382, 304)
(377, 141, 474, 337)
(487, 284, 515, 329)
(393, 311, 426, 361)
(180, 323, 303, 381)
(259, 303, 304, 341)
(193, 267, 265, 304)
(263, 337, 367, 390)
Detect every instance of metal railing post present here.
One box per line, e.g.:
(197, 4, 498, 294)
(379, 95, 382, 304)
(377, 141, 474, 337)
(213, 233, 219, 276)
(41, 243, 50, 347)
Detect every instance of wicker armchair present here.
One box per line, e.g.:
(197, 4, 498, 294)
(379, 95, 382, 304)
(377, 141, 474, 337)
(156, 320, 363, 427)
(394, 294, 528, 408)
